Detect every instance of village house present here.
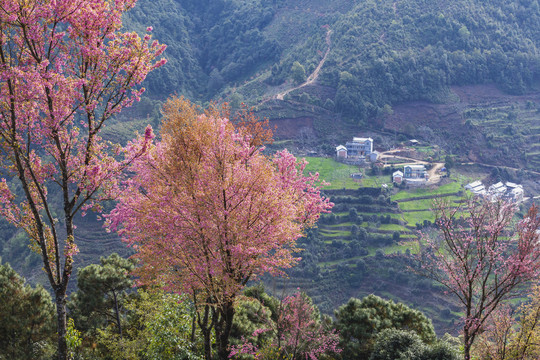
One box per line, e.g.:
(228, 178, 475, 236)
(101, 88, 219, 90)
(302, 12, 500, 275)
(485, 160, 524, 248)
(505, 182, 524, 202)
(464, 180, 486, 196)
(392, 170, 403, 184)
(336, 145, 347, 158)
(403, 165, 428, 179)
(392, 165, 428, 186)
(464, 180, 524, 203)
(346, 137, 373, 157)
(335, 137, 375, 164)
(488, 182, 507, 198)
(400, 165, 428, 185)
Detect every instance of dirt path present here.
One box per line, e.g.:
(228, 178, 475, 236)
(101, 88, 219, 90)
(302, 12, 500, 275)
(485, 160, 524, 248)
(276, 28, 332, 100)
(459, 161, 540, 177)
(427, 162, 444, 184)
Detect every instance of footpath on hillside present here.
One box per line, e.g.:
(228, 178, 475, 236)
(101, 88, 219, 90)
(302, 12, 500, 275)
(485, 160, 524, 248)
(276, 28, 332, 101)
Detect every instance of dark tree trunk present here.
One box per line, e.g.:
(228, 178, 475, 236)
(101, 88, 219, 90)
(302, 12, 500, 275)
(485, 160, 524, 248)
(198, 303, 214, 360)
(55, 289, 68, 360)
(112, 290, 123, 336)
(463, 329, 471, 360)
(216, 301, 235, 360)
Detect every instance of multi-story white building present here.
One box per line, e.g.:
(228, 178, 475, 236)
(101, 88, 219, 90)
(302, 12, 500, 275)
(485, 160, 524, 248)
(345, 137, 373, 157)
(403, 165, 428, 179)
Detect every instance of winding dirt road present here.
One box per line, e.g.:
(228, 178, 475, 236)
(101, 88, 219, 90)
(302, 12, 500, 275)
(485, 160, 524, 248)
(276, 28, 332, 100)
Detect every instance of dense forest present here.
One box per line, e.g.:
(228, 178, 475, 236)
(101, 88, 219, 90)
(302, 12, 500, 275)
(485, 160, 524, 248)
(126, 0, 540, 122)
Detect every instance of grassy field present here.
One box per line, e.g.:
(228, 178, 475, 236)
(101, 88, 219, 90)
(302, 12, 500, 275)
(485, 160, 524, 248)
(401, 210, 437, 225)
(319, 229, 350, 237)
(378, 223, 410, 232)
(303, 157, 361, 189)
(391, 182, 462, 201)
(399, 196, 461, 211)
(303, 157, 393, 189)
(304, 158, 493, 247)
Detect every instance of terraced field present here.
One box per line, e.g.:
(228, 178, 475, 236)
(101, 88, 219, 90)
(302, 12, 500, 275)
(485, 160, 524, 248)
(464, 100, 540, 170)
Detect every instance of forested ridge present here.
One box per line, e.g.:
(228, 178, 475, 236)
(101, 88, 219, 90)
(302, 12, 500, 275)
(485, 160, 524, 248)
(128, 0, 540, 121)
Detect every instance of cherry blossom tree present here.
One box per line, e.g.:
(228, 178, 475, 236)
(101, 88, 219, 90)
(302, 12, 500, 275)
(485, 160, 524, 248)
(0, 1, 165, 358)
(274, 291, 340, 360)
(230, 291, 341, 360)
(108, 97, 333, 360)
(474, 285, 540, 360)
(415, 198, 540, 360)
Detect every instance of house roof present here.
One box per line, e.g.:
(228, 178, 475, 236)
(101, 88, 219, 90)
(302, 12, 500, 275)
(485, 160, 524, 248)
(405, 165, 426, 170)
(471, 189, 487, 195)
(393, 170, 403, 177)
(505, 182, 523, 189)
(465, 181, 483, 190)
(336, 145, 347, 151)
(489, 182, 506, 193)
(352, 137, 372, 143)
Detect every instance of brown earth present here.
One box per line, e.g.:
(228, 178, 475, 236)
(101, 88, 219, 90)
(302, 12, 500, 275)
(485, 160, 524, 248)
(271, 116, 314, 138)
(263, 83, 540, 188)
(378, 84, 540, 169)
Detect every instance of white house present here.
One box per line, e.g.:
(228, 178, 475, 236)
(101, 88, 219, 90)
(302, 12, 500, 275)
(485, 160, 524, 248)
(465, 181, 483, 190)
(403, 165, 428, 179)
(465, 181, 486, 196)
(505, 182, 524, 202)
(488, 182, 507, 198)
(336, 145, 347, 158)
(345, 137, 373, 157)
(336, 136, 376, 163)
(466, 180, 524, 202)
(393, 170, 403, 184)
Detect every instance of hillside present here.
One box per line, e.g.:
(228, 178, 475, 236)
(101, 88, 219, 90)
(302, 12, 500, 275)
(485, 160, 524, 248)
(121, 0, 540, 171)
(127, 0, 540, 103)
(2, 0, 540, 339)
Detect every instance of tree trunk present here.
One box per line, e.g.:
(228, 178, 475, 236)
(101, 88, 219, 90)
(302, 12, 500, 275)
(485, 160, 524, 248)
(112, 290, 123, 336)
(55, 289, 68, 360)
(463, 330, 471, 360)
(198, 303, 214, 360)
(216, 301, 235, 360)
(203, 330, 213, 360)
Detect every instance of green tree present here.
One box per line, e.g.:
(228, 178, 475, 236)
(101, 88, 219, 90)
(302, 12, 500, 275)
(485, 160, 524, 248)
(357, 227, 368, 241)
(369, 329, 426, 360)
(444, 155, 455, 171)
(291, 61, 307, 84)
(229, 295, 275, 356)
(69, 253, 135, 337)
(369, 329, 459, 360)
(96, 289, 203, 360)
(334, 295, 436, 359)
(0, 263, 56, 360)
